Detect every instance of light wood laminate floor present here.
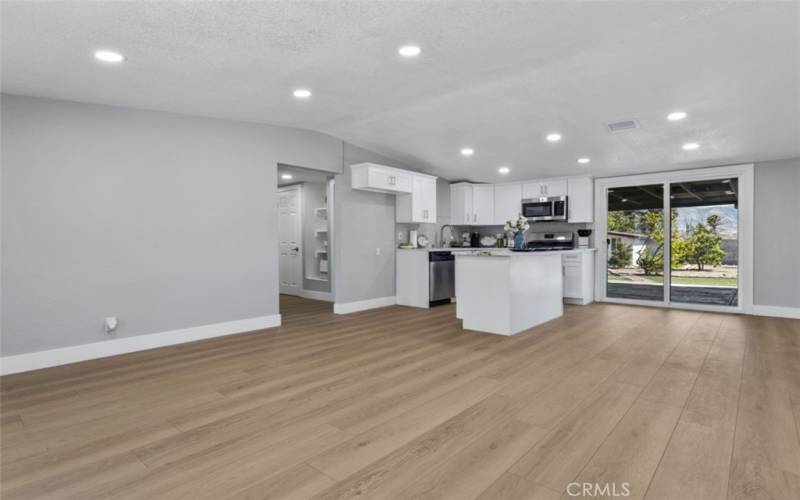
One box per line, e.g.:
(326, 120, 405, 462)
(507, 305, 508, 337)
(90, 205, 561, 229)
(1, 296, 799, 499)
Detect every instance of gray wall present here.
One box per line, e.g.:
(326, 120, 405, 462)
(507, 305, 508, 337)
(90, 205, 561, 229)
(1, 94, 343, 356)
(333, 143, 428, 304)
(753, 158, 800, 308)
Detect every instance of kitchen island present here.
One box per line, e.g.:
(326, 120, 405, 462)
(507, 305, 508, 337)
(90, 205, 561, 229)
(455, 249, 563, 335)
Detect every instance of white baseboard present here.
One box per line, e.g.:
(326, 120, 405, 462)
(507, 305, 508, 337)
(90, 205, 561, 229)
(0, 314, 281, 376)
(298, 289, 334, 302)
(750, 305, 800, 319)
(334, 296, 396, 314)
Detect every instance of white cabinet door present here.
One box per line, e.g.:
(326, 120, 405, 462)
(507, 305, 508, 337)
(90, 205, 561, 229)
(351, 163, 413, 194)
(523, 179, 567, 198)
(522, 182, 546, 199)
(416, 175, 437, 222)
(397, 175, 437, 223)
(563, 261, 582, 298)
(567, 176, 593, 223)
(493, 183, 522, 225)
(450, 183, 473, 225)
(472, 185, 494, 225)
(545, 179, 568, 196)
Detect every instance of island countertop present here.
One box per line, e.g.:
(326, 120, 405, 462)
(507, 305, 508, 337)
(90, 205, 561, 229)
(453, 248, 596, 257)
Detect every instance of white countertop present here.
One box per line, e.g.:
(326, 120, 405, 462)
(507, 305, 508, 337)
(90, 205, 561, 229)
(454, 248, 596, 258)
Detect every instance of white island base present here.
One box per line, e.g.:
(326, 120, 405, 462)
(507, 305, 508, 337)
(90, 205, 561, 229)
(455, 251, 563, 335)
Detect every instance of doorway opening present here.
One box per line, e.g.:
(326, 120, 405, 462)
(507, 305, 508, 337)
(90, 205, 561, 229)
(277, 164, 335, 320)
(596, 165, 753, 313)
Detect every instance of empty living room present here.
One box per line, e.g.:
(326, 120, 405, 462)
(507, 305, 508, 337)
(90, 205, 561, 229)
(1, 1, 799, 499)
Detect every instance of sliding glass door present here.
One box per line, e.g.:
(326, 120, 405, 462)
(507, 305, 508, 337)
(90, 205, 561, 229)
(597, 165, 752, 312)
(606, 184, 665, 301)
(669, 179, 738, 306)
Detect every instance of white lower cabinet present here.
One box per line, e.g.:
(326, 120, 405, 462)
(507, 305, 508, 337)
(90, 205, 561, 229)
(562, 251, 594, 304)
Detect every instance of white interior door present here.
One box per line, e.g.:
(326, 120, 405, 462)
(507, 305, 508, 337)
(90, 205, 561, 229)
(278, 185, 302, 296)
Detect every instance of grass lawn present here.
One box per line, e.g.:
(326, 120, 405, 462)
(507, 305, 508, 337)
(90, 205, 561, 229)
(607, 273, 737, 287)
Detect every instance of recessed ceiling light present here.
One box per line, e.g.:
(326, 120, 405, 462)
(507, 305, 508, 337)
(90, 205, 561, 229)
(281, 173, 293, 180)
(577, 157, 591, 164)
(546, 133, 562, 142)
(682, 142, 700, 151)
(667, 111, 688, 121)
(621, 198, 628, 202)
(293, 89, 312, 99)
(498, 166, 510, 174)
(94, 50, 125, 63)
(398, 45, 421, 57)
(460, 148, 474, 156)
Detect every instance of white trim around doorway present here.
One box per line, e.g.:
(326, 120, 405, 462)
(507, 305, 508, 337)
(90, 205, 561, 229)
(593, 164, 754, 314)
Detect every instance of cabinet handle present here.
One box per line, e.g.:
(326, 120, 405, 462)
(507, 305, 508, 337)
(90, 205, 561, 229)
(473, 213, 477, 222)
(466, 212, 469, 223)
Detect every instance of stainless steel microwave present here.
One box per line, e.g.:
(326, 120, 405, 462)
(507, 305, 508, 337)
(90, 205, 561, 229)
(521, 196, 568, 221)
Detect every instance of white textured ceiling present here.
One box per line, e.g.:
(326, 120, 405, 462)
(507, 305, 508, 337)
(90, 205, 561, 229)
(2, 1, 799, 182)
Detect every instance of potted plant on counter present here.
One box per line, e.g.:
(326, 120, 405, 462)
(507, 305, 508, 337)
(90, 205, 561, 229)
(504, 215, 530, 250)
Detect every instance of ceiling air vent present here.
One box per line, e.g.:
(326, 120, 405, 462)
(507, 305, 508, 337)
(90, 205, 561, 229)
(607, 120, 638, 132)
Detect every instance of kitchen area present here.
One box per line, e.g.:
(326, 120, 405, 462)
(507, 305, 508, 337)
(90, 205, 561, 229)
(350, 162, 596, 335)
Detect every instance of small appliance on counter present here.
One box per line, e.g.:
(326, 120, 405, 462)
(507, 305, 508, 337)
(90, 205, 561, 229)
(470, 232, 480, 248)
(409, 230, 418, 248)
(480, 235, 497, 247)
(576, 229, 592, 249)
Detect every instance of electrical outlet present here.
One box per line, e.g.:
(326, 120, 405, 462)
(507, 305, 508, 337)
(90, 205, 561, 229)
(397, 231, 405, 242)
(104, 317, 118, 333)
(375, 247, 381, 256)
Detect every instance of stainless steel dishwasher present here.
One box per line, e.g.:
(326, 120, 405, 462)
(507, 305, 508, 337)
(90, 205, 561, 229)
(429, 251, 455, 306)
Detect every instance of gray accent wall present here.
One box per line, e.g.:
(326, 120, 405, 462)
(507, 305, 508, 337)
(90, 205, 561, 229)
(333, 143, 429, 304)
(1, 94, 343, 356)
(753, 158, 800, 308)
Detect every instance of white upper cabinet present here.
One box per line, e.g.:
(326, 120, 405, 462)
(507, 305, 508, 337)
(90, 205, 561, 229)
(493, 183, 522, 225)
(450, 183, 494, 225)
(396, 174, 437, 223)
(522, 179, 567, 198)
(472, 185, 494, 225)
(350, 163, 412, 194)
(567, 176, 593, 223)
(450, 183, 474, 225)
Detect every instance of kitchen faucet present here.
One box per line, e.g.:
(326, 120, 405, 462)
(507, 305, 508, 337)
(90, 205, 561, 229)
(439, 224, 453, 248)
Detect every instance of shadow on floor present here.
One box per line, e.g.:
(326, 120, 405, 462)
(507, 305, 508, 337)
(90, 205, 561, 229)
(607, 282, 738, 306)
